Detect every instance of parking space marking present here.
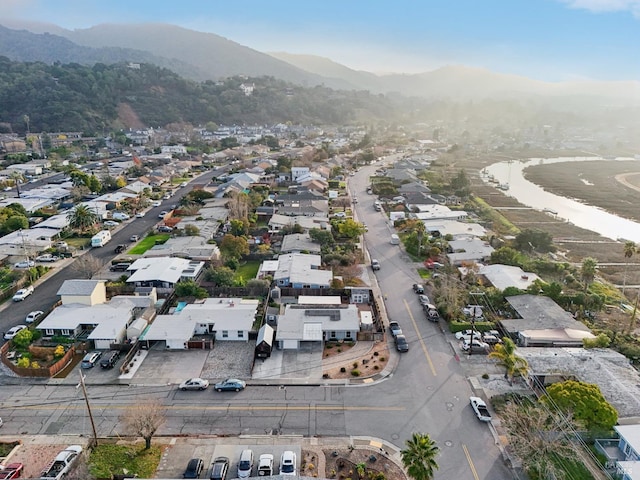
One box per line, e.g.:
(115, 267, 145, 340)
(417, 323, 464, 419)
(403, 298, 437, 376)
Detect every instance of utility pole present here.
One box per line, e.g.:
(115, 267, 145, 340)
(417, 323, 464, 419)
(77, 369, 98, 447)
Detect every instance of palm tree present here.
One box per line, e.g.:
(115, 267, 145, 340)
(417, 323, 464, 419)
(400, 433, 439, 480)
(9, 171, 25, 198)
(488, 338, 528, 384)
(580, 257, 598, 293)
(67, 204, 98, 233)
(623, 241, 636, 295)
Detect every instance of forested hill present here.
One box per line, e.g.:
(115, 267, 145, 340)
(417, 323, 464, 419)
(0, 58, 405, 134)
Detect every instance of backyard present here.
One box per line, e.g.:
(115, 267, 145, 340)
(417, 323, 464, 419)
(128, 234, 171, 255)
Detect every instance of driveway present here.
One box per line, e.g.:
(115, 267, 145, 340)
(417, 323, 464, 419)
(253, 342, 323, 380)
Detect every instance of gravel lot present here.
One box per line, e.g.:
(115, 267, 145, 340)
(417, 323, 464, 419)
(200, 340, 256, 380)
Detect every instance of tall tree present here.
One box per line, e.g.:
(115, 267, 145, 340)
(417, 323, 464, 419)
(400, 432, 439, 480)
(622, 241, 636, 294)
(580, 257, 598, 292)
(488, 338, 528, 384)
(67, 204, 98, 233)
(121, 400, 165, 450)
(219, 234, 249, 261)
(9, 171, 24, 198)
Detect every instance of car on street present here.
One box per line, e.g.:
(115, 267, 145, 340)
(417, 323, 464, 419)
(388, 321, 402, 338)
(103, 220, 119, 227)
(35, 254, 59, 263)
(12, 286, 34, 301)
(158, 225, 174, 233)
(470, 396, 492, 422)
(159, 211, 168, 218)
(114, 244, 127, 254)
(151, 201, 162, 207)
(210, 456, 229, 480)
(179, 378, 210, 391)
(214, 378, 246, 392)
(371, 259, 380, 270)
(80, 351, 102, 369)
(25, 310, 44, 324)
(424, 304, 440, 322)
(183, 458, 204, 479)
(412, 283, 425, 294)
(418, 294, 430, 306)
(395, 334, 409, 352)
(99, 350, 120, 369)
(135, 211, 145, 218)
(14, 260, 35, 268)
(109, 263, 131, 272)
(130, 235, 140, 242)
(279, 451, 297, 476)
(257, 454, 274, 477)
(3, 325, 27, 340)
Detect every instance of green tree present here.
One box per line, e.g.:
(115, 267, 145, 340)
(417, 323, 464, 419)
(488, 338, 528, 384)
(580, 257, 598, 292)
(174, 280, 207, 299)
(513, 229, 555, 253)
(67, 204, 98, 232)
(622, 241, 636, 294)
(183, 224, 200, 236)
(489, 246, 523, 267)
(542, 380, 618, 432)
(205, 266, 236, 286)
(12, 327, 33, 348)
(309, 229, 335, 247)
(1, 214, 29, 234)
(220, 234, 249, 261)
(400, 433, 439, 480)
(337, 219, 365, 239)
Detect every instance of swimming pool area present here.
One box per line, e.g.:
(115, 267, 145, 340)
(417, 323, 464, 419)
(175, 301, 188, 313)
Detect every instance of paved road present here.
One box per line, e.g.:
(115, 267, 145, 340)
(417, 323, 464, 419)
(0, 162, 512, 479)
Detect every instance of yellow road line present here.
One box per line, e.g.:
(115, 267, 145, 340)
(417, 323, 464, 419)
(403, 299, 437, 376)
(5, 404, 406, 412)
(462, 443, 480, 480)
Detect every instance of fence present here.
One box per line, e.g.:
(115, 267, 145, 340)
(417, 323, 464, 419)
(0, 341, 76, 377)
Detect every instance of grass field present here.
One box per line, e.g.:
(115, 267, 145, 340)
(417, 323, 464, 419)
(235, 260, 260, 282)
(89, 444, 162, 479)
(128, 234, 170, 255)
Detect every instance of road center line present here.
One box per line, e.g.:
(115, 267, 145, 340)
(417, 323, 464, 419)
(403, 298, 437, 376)
(462, 443, 480, 480)
(5, 404, 406, 412)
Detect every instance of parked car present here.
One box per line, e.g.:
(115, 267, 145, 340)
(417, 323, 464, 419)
(257, 454, 274, 477)
(80, 351, 102, 369)
(461, 340, 490, 354)
(14, 260, 35, 268)
(463, 305, 484, 318)
(179, 378, 210, 391)
(114, 244, 127, 254)
(109, 263, 131, 272)
(279, 451, 297, 476)
(395, 334, 409, 352)
(159, 211, 168, 218)
(482, 334, 502, 345)
(53, 241, 68, 249)
(100, 350, 120, 369)
(237, 449, 254, 478)
(424, 304, 440, 322)
(418, 294, 430, 306)
(214, 378, 246, 392)
(183, 458, 204, 479)
(210, 456, 229, 480)
(388, 321, 402, 338)
(158, 225, 174, 233)
(103, 220, 119, 227)
(130, 235, 140, 242)
(455, 329, 477, 341)
(12, 286, 34, 301)
(35, 254, 59, 263)
(371, 259, 381, 271)
(0, 462, 24, 479)
(412, 283, 425, 294)
(470, 396, 492, 422)
(151, 201, 162, 207)
(25, 310, 44, 324)
(135, 211, 145, 218)
(3, 325, 27, 340)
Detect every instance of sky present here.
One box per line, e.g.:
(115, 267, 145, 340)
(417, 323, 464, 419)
(3, 0, 640, 81)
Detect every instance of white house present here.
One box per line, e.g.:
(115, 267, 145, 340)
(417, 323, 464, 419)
(126, 257, 205, 290)
(274, 253, 333, 289)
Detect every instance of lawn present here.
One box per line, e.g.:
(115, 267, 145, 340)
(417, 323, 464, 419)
(128, 234, 170, 255)
(235, 260, 260, 282)
(89, 444, 162, 479)
(65, 237, 91, 249)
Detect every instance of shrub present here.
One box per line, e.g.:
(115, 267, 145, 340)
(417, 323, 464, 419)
(340, 367, 346, 373)
(30, 361, 39, 368)
(353, 362, 358, 368)
(482, 373, 489, 379)
(379, 357, 385, 362)
(12, 328, 33, 349)
(17, 357, 30, 368)
(373, 351, 379, 356)
(351, 369, 361, 377)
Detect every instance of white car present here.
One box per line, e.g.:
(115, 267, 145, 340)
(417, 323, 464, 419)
(455, 329, 476, 341)
(279, 451, 297, 476)
(35, 254, 60, 263)
(25, 310, 44, 323)
(13, 286, 34, 301)
(151, 201, 162, 207)
(15, 260, 35, 268)
(4, 325, 27, 340)
(103, 220, 119, 227)
(53, 241, 68, 249)
(135, 211, 145, 218)
(158, 211, 168, 218)
(178, 378, 210, 391)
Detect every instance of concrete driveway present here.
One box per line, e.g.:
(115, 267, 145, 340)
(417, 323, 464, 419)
(253, 342, 323, 381)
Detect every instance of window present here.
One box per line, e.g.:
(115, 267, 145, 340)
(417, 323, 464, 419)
(345, 331, 352, 338)
(46, 329, 54, 336)
(330, 331, 336, 339)
(61, 329, 70, 336)
(238, 330, 244, 338)
(222, 330, 228, 338)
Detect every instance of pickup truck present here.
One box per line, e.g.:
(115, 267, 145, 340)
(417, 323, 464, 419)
(12, 285, 34, 302)
(0, 463, 24, 479)
(40, 445, 83, 480)
(470, 396, 492, 422)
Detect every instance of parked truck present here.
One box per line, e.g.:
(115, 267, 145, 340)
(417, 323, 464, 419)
(40, 445, 83, 480)
(91, 230, 111, 248)
(0, 463, 24, 479)
(469, 396, 492, 422)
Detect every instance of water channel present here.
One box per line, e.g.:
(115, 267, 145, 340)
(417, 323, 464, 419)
(485, 156, 640, 243)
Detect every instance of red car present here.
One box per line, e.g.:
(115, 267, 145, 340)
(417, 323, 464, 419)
(0, 463, 24, 479)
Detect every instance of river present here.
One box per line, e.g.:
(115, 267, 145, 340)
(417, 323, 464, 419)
(485, 156, 640, 243)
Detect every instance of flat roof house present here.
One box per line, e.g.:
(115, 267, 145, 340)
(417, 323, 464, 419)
(126, 257, 205, 291)
(274, 253, 332, 288)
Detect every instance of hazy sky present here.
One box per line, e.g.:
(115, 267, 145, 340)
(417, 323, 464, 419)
(3, 0, 640, 81)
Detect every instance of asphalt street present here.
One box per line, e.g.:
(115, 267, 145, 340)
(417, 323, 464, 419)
(0, 161, 512, 479)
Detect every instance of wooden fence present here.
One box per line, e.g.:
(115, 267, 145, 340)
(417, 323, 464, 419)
(0, 341, 76, 377)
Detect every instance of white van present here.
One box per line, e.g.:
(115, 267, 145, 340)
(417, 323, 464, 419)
(390, 234, 400, 245)
(112, 212, 130, 221)
(91, 230, 112, 247)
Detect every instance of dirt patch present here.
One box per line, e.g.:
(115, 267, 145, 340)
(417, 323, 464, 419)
(320, 448, 406, 480)
(322, 341, 389, 380)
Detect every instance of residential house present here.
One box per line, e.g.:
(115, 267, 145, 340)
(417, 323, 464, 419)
(126, 257, 205, 291)
(423, 219, 486, 238)
(142, 235, 221, 262)
(476, 264, 541, 290)
(273, 253, 332, 288)
(596, 425, 640, 478)
(275, 304, 360, 349)
(268, 214, 329, 233)
(291, 166, 310, 181)
(447, 237, 495, 265)
(413, 205, 468, 221)
(281, 233, 321, 254)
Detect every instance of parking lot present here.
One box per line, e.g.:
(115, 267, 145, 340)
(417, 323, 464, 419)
(157, 440, 301, 479)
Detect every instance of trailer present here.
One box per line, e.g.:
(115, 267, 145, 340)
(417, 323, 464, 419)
(91, 230, 111, 247)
